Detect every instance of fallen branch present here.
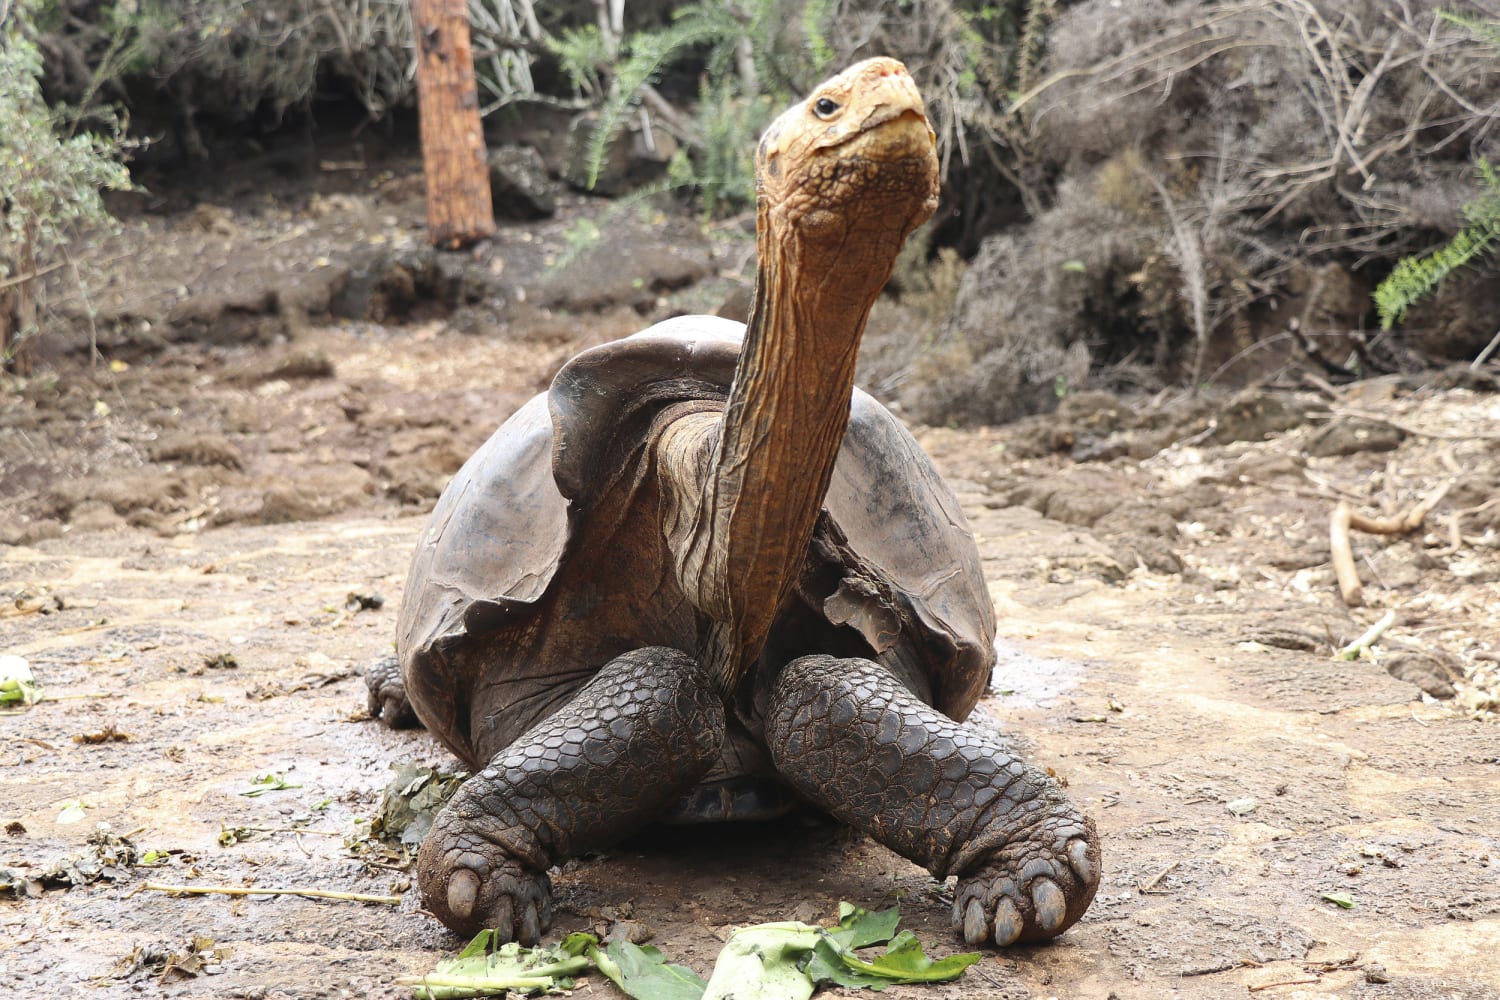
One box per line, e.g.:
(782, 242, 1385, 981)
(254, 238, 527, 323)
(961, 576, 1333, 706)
(1443, 497, 1500, 555)
(1139, 859, 1181, 893)
(1249, 977, 1321, 992)
(1346, 480, 1453, 534)
(0, 260, 66, 292)
(1336, 609, 1397, 661)
(1329, 481, 1454, 605)
(1330, 502, 1363, 606)
(1473, 327, 1500, 370)
(142, 881, 400, 905)
(395, 972, 556, 992)
(1331, 407, 1500, 442)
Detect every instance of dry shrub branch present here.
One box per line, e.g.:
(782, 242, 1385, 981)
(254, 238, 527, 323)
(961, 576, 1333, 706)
(874, 0, 1500, 426)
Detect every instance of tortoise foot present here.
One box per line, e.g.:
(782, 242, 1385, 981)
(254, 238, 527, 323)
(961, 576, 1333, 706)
(416, 823, 553, 942)
(952, 814, 1100, 946)
(413, 647, 722, 938)
(363, 654, 419, 729)
(767, 655, 1102, 947)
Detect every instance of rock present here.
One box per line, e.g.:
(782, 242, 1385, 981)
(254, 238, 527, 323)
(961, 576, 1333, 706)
(1422, 363, 1500, 393)
(1305, 417, 1404, 457)
(1386, 651, 1461, 700)
(148, 433, 245, 470)
(254, 465, 370, 523)
(69, 500, 127, 533)
(535, 215, 714, 314)
(332, 246, 504, 323)
(162, 265, 348, 346)
(565, 111, 678, 196)
(488, 146, 557, 220)
(1213, 390, 1326, 444)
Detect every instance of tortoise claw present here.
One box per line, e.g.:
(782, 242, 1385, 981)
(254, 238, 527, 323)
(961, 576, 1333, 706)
(963, 897, 986, 945)
(520, 901, 543, 947)
(951, 815, 1102, 946)
(1032, 878, 1067, 934)
(416, 826, 553, 941)
(1067, 837, 1095, 886)
(447, 868, 480, 921)
(992, 897, 1023, 947)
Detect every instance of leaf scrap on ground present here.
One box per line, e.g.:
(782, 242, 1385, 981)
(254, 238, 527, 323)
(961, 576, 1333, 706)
(110, 935, 231, 984)
(56, 800, 89, 824)
(402, 902, 979, 1000)
(0, 655, 41, 708)
(239, 772, 302, 797)
(40, 824, 139, 887)
(592, 938, 707, 1000)
(397, 929, 594, 998)
(74, 723, 132, 744)
(346, 591, 385, 611)
(371, 762, 467, 846)
(1321, 892, 1356, 909)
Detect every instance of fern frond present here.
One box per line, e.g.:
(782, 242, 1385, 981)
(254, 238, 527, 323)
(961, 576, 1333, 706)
(1374, 158, 1500, 329)
(1437, 9, 1500, 50)
(1015, 0, 1056, 96)
(548, 24, 609, 95)
(802, 0, 835, 74)
(582, 8, 730, 189)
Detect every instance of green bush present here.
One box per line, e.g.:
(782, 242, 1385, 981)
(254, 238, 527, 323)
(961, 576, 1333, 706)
(1, 1, 131, 372)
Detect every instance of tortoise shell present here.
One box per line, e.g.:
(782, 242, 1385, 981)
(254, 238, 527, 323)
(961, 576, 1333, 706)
(397, 315, 995, 775)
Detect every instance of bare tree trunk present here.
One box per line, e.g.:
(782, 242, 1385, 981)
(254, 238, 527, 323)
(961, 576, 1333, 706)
(410, 0, 494, 249)
(2, 228, 38, 376)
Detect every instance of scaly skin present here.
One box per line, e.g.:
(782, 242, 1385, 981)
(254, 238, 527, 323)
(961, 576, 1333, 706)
(766, 656, 1101, 945)
(416, 647, 724, 942)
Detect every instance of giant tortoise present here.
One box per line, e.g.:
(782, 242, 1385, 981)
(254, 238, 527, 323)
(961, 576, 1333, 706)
(367, 56, 1101, 949)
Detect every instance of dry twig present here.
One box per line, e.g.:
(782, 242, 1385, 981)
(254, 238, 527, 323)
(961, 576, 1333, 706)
(142, 881, 400, 905)
(1138, 859, 1180, 893)
(1249, 977, 1321, 993)
(1329, 481, 1454, 605)
(1336, 609, 1396, 661)
(1330, 502, 1363, 606)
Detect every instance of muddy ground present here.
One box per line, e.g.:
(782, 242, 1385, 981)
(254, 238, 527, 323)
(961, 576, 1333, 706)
(3, 152, 1500, 999)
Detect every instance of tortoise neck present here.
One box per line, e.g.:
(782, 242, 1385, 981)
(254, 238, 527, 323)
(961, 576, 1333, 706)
(693, 211, 889, 688)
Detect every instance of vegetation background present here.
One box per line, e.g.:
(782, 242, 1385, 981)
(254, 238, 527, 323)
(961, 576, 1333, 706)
(3, 0, 1498, 416)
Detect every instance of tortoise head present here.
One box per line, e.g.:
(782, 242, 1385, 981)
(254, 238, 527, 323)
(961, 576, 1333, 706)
(756, 58, 940, 253)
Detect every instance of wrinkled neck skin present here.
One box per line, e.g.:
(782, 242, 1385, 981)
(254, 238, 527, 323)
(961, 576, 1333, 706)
(658, 186, 923, 694)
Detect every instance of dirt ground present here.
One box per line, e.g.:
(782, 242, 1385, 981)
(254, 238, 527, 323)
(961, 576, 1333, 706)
(3, 157, 1500, 1000)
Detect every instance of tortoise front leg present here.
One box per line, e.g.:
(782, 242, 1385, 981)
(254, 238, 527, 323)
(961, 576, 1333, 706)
(417, 647, 724, 941)
(766, 655, 1101, 946)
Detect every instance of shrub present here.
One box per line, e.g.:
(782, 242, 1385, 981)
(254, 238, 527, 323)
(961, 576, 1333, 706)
(1, 1, 131, 373)
(913, 0, 1500, 424)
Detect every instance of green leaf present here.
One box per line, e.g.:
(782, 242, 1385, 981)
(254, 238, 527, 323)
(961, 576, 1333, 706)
(805, 937, 895, 990)
(240, 772, 301, 797)
(826, 902, 901, 950)
(701, 922, 820, 1000)
(592, 939, 706, 1000)
(1321, 892, 1356, 909)
(0, 655, 40, 706)
(400, 930, 596, 998)
(811, 930, 981, 988)
(56, 800, 88, 825)
(846, 929, 984, 983)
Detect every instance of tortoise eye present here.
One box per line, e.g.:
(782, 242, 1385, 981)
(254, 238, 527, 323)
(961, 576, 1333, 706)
(813, 97, 840, 119)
